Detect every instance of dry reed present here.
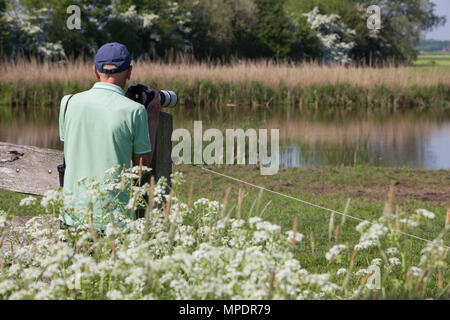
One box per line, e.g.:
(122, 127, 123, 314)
(310, 231, 315, 254)
(237, 188, 246, 219)
(341, 198, 351, 227)
(187, 182, 194, 210)
(259, 200, 272, 217)
(2, 58, 448, 88)
(291, 218, 298, 248)
(268, 269, 276, 299)
(395, 206, 401, 232)
(221, 187, 231, 218)
(343, 248, 359, 290)
(111, 241, 117, 264)
(362, 270, 376, 286)
(328, 211, 335, 242)
(334, 225, 340, 243)
(163, 191, 173, 222)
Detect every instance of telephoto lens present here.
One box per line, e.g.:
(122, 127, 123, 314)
(158, 90, 178, 108)
(126, 84, 178, 108)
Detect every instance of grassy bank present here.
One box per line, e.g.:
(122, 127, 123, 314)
(2, 165, 449, 258)
(167, 165, 450, 281)
(414, 52, 450, 67)
(1, 80, 449, 116)
(1, 165, 448, 298)
(0, 59, 449, 114)
(3, 166, 449, 215)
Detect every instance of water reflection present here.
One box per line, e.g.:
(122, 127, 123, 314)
(1, 106, 449, 170)
(269, 117, 450, 169)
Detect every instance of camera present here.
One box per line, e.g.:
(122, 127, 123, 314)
(126, 84, 178, 108)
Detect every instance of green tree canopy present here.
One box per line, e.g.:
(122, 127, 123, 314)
(0, 0, 446, 64)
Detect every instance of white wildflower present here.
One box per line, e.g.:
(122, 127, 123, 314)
(325, 244, 347, 261)
(386, 247, 399, 256)
(371, 258, 382, 266)
(354, 240, 377, 250)
(416, 209, 435, 219)
(410, 266, 424, 277)
(388, 258, 401, 266)
(19, 196, 36, 206)
(336, 268, 347, 276)
(400, 219, 418, 228)
(355, 220, 371, 232)
(356, 268, 369, 276)
(285, 230, 305, 243)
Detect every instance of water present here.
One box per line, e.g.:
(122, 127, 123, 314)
(271, 117, 450, 169)
(1, 106, 449, 170)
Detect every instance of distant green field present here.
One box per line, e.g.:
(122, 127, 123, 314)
(414, 52, 450, 66)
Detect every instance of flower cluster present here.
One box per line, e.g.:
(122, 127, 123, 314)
(0, 170, 340, 300)
(0, 168, 448, 300)
(304, 7, 356, 64)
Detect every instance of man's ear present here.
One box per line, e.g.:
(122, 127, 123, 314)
(93, 65, 101, 80)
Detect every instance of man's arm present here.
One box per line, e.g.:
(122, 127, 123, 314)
(145, 90, 161, 165)
(131, 90, 161, 169)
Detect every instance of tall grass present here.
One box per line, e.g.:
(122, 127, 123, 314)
(0, 58, 449, 114)
(2, 58, 449, 88)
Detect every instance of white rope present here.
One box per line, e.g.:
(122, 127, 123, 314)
(192, 164, 450, 250)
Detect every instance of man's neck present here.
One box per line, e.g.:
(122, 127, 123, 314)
(100, 79, 125, 89)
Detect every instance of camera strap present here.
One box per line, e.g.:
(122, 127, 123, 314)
(62, 94, 74, 168)
(64, 94, 75, 119)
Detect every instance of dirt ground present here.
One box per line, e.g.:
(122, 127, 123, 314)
(178, 165, 450, 208)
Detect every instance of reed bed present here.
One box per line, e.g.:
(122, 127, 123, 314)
(0, 59, 449, 113)
(1, 58, 449, 88)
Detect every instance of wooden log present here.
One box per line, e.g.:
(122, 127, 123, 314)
(147, 111, 173, 190)
(137, 111, 173, 218)
(0, 142, 63, 195)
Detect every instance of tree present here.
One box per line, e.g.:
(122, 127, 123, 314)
(252, 0, 295, 59)
(303, 7, 356, 64)
(286, 0, 446, 64)
(0, 0, 9, 56)
(354, 0, 446, 63)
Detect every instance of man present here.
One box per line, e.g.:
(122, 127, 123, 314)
(59, 42, 161, 230)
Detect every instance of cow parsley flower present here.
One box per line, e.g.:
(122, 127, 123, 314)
(416, 209, 435, 219)
(388, 258, 401, 266)
(336, 268, 347, 276)
(285, 230, 305, 243)
(400, 219, 418, 228)
(356, 268, 369, 276)
(355, 220, 371, 232)
(371, 258, 382, 266)
(325, 244, 347, 261)
(410, 266, 424, 277)
(19, 196, 36, 207)
(354, 240, 377, 250)
(386, 247, 399, 256)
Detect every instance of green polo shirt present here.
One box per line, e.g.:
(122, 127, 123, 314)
(59, 82, 151, 230)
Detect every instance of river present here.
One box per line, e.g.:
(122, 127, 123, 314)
(1, 106, 449, 170)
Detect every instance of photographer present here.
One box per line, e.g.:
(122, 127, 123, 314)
(58, 42, 161, 230)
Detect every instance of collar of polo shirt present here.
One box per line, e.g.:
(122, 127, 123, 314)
(93, 82, 125, 96)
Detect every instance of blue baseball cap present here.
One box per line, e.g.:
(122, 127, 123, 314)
(94, 42, 132, 74)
